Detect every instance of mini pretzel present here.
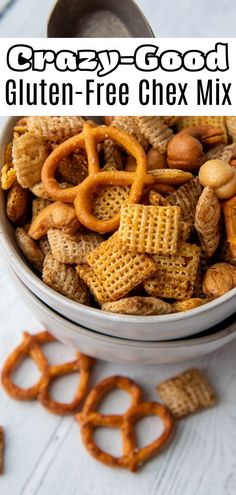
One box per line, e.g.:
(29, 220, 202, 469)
(1, 331, 94, 415)
(41, 123, 192, 233)
(76, 375, 174, 472)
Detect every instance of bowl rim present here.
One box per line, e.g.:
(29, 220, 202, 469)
(11, 268, 236, 349)
(1, 116, 236, 325)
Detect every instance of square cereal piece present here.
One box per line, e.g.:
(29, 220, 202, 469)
(92, 185, 130, 221)
(166, 178, 202, 225)
(0, 426, 4, 474)
(76, 264, 109, 305)
(118, 204, 180, 255)
(47, 229, 103, 265)
(144, 242, 200, 300)
(86, 234, 156, 301)
(157, 368, 216, 418)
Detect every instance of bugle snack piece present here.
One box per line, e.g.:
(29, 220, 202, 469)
(194, 187, 221, 257)
(16, 227, 44, 272)
(76, 375, 175, 472)
(166, 177, 202, 224)
(136, 116, 173, 153)
(43, 253, 90, 303)
(144, 242, 200, 300)
(12, 132, 49, 188)
(87, 234, 156, 301)
(157, 368, 216, 418)
(118, 204, 180, 255)
(102, 296, 173, 315)
(28, 116, 85, 142)
(1, 331, 94, 415)
(47, 229, 103, 264)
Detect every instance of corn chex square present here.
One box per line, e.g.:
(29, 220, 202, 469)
(86, 234, 156, 301)
(157, 368, 216, 418)
(76, 264, 109, 305)
(118, 204, 180, 255)
(144, 242, 200, 300)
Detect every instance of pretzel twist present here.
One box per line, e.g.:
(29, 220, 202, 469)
(76, 375, 174, 472)
(1, 331, 94, 415)
(41, 123, 192, 233)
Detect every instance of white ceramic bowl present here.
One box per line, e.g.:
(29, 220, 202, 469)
(8, 267, 236, 363)
(1, 117, 236, 342)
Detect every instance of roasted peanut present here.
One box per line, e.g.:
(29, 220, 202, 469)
(199, 159, 236, 200)
(203, 263, 236, 298)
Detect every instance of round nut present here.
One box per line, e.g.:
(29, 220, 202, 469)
(199, 159, 234, 188)
(146, 148, 166, 170)
(203, 262, 236, 298)
(167, 134, 204, 171)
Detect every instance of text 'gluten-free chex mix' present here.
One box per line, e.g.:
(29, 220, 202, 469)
(2, 115, 236, 316)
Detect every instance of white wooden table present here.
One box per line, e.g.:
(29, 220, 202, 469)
(0, 1, 236, 494)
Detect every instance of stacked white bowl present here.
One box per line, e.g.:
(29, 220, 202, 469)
(1, 118, 236, 363)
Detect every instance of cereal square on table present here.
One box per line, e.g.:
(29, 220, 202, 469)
(118, 204, 180, 255)
(144, 242, 200, 300)
(157, 368, 216, 418)
(86, 234, 156, 301)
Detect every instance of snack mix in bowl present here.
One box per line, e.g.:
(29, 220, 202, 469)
(2, 115, 236, 316)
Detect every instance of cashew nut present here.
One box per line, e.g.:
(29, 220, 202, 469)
(28, 201, 80, 240)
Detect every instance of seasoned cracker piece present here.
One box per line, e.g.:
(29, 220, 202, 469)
(32, 198, 52, 221)
(177, 116, 227, 143)
(166, 177, 202, 224)
(48, 229, 103, 264)
(12, 132, 49, 188)
(0, 426, 4, 475)
(136, 116, 173, 153)
(92, 185, 130, 221)
(27, 116, 85, 142)
(76, 264, 109, 305)
(148, 168, 193, 185)
(206, 143, 236, 163)
(16, 227, 44, 272)
(157, 368, 216, 418)
(102, 296, 173, 315)
(118, 204, 180, 255)
(144, 242, 200, 300)
(42, 254, 90, 304)
(225, 116, 236, 142)
(195, 187, 221, 257)
(87, 234, 156, 301)
(172, 298, 209, 313)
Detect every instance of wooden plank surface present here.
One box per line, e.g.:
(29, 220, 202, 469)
(0, 1, 236, 494)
